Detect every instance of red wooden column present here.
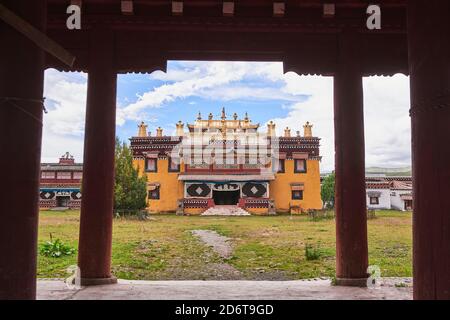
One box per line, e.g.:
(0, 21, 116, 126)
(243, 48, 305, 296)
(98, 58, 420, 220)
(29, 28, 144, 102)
(407, 0, 450, 300)
(77, 28, 117, 285)
(0, 0, 46, 300)
(333, 30, 369, 286)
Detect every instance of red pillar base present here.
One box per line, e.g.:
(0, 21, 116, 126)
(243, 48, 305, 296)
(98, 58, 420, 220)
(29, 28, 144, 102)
(335, 278, 368, 287)
(80, 276, 118, 286)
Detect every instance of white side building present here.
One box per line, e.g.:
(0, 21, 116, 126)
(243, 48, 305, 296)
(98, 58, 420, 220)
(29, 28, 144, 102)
(366, 177, 413, 211)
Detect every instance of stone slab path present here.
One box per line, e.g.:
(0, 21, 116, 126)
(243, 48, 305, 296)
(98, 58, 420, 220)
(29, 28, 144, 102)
(37, 279, 413, 300)
(191, 230, 233, 259)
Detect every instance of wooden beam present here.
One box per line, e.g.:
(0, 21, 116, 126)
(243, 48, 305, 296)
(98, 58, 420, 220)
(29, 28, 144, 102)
(0, 3, 75, 67)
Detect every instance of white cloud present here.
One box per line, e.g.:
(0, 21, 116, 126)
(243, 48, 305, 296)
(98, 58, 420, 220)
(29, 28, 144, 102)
(42, 69, 87, 162)
(42, 64, 412, 172)
(269, 73, 411, 172)
(118, 62, 290, 123)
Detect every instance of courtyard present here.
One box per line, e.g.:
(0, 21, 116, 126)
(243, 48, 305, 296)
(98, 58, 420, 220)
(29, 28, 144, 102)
(38, 210, 412, 282)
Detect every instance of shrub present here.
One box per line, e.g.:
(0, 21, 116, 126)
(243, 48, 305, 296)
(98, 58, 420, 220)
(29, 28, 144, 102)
(40, 235, 75, 258)
(305, 243, 322, 261)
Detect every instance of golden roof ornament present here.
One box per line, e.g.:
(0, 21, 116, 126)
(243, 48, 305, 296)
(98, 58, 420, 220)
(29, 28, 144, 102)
(233, 113, 238, 120)
(137, 121, 148, 137)
(303, 121, 313, 137)
(197, 112, 202, 120)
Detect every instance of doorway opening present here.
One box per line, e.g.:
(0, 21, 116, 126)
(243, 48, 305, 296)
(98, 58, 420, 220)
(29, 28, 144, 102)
(213, 190, 240, 205)
(56, 196, 70, 208)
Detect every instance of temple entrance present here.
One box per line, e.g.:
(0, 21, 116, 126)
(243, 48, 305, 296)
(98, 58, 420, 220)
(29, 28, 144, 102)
(56, 196, 70, 208)
(213, 190, 240, 206)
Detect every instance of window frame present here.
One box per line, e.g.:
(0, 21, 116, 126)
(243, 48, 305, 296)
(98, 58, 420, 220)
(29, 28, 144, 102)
(145, 158, 158, 173)
(369, 196, 380, 205)
(276, 159, 285, 173)
(294, 159, 307, 173)
(41, 171, 55, 179)
(291, 190, 304, 200)
(73, 172, 83, 180)
(148, 186, 160, 200)
(56, 172, 72, 180)
(168, 157, 181, 173)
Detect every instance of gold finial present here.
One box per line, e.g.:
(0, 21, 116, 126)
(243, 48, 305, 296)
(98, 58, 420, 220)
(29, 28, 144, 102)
(244, 112, 249, 121)
(303, 121, 313, 137)
(208, 113, 213, 120)
(221, 107, 226, 120)
(284, 127, 291, 138)
(197, 112, 202, 120)
(233, 113, 238, 120)
(176, 121, 184, 136)
(156, 127, 163, 137)
(267, 120, 276, 136)
(138, 121, 148, 137)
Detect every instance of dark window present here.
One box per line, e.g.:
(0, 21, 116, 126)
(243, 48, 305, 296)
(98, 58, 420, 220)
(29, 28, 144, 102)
(294, 159, 307, 173)
(148, 186, 160, 200)
(168, 157, 180, 172)
(145, 158, 157, 172)
(292, 190, 303, 200)
(370, 197, 379, 205)
(277, 159, 285, 173)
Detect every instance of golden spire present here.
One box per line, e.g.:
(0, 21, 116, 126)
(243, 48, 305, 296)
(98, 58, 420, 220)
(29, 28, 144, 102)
(221, 107, 226, 120)
(267, 120, 276, 136)
(156, 127, 163, 137)
(303, 121, 313, 137)
(176, 121, 184, 136)
(197, 112, 202, 120)
(208, 112, 213, 120)
(284, 127, 291, 138)
(137, 121, 148, 137)
(233, 112, 238, 120)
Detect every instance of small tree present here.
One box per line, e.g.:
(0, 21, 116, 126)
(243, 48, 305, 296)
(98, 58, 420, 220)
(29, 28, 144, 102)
(321, 172, 335, 209)
(114, 138, 148, 214)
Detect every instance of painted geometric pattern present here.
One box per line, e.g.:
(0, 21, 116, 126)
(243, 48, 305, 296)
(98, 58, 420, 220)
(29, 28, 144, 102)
(186, 183, 211, 198)
(242, 182, 267, 198)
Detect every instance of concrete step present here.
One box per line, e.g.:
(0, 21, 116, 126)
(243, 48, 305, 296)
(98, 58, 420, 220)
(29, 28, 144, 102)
(201, 206, 251, 216)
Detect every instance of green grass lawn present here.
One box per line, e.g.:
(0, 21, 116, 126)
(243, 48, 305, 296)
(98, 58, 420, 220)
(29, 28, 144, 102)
(37, 210, 412, 280)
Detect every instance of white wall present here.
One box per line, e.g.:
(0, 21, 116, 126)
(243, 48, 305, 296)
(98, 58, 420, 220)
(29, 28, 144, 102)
(366, 189, 391, 210)
(390, 191, 406, 211)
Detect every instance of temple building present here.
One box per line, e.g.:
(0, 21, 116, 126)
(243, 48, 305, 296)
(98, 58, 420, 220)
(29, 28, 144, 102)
(39, 153, 83, 210)
(365, 176, 413, 211)
(130, 109, 322, 215)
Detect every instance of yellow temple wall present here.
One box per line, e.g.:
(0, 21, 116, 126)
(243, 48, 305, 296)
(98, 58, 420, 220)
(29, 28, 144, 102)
(246, 207, 270, 215)
(270, 159, 322, 213)
(134, 158, 184, 214)
(134, 158, 322, 215)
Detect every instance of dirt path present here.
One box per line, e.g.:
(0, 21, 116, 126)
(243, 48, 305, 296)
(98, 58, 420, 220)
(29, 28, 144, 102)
(191, 230, 234, 259)
(190, 230, 242, 279)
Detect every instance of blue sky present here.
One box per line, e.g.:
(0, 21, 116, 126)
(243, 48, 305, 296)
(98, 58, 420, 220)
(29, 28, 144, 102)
(43, 61, 412, 172)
